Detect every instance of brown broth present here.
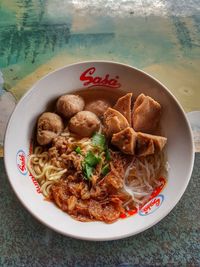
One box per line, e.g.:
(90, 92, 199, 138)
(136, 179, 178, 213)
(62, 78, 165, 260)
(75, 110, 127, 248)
(75, 87, 126, 106)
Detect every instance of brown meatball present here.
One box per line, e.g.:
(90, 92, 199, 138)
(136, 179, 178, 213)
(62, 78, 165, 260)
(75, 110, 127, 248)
(69, 111, 100, 137)
(37, 112, 64, 145)
(85, 100, 110, 118)
(56, 94, 85, 118)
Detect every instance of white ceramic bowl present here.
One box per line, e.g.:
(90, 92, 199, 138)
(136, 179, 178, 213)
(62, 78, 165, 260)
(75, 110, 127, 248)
(4, 61, 194, 241)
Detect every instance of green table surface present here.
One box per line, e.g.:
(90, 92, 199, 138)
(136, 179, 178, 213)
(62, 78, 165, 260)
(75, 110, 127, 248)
(0, 155, 200, 266)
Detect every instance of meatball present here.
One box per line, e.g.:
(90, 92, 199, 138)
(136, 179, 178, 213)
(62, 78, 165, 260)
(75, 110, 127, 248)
(37, 112, 64, 145)
(69, 111, 100, 137)
(56, 94, 85, 118)
(85, 99, 110, 118)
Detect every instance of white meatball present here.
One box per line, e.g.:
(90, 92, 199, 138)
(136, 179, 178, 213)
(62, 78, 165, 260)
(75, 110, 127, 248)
(69, 111, 100, 137)
(85, 100, 110, 118)
(37, 112, 64, 145)
(56, 94, 85, 118)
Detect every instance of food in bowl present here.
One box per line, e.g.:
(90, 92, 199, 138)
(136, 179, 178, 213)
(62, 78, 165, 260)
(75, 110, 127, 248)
(4, 61, 194, 240)
(28, 89, 167, 223)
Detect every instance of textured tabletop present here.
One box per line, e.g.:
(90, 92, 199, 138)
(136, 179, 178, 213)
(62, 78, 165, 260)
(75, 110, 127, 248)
(0, 154, 199, 266)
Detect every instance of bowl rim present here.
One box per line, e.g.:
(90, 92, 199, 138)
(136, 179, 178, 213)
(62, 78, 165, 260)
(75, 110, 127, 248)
(4, 60, 195, 241)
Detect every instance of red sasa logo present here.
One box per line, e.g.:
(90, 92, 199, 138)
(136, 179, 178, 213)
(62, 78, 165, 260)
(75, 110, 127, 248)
(16, 150, 27, 175)
(80, 67, 121, 88)
(139, 195, 164, 216)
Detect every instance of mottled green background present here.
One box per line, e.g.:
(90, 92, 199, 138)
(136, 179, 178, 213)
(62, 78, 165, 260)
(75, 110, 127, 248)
(0, 0, 200, 102)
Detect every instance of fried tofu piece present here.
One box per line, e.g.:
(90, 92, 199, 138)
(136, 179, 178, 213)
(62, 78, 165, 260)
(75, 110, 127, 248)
(104, 108, 129, 137)
(111, 127, 167, 157)
(136, 132, 167, 156)
(111, 127, 137, 155)
(132, 94, 161, 133)
(113, 93, 132, 125)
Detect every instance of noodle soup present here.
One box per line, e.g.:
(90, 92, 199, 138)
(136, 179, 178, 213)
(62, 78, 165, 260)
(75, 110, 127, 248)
(4, 61, 194, 240)
(28, 89, 168, 223)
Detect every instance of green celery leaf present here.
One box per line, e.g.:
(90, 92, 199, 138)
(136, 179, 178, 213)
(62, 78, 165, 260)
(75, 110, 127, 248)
(85, 151, 101, 167)
(105, 148, 111, 161)
(75, 146, 82, 154)
(83, 162, 93, 180)
(101, 164, 110, 176)
(92, 133, 106, 150)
